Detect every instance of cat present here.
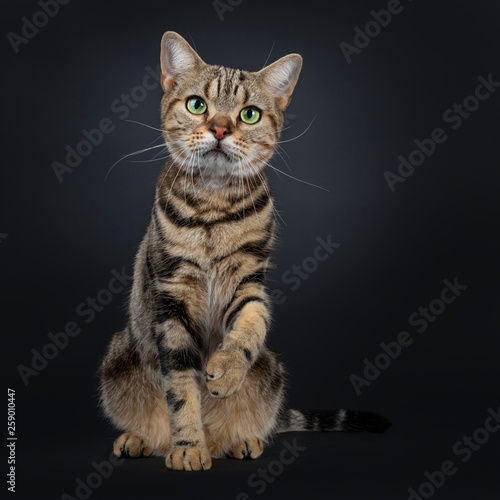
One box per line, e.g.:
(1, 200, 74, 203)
(99, 31, 391, 472)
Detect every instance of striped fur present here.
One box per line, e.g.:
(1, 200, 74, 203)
(277, 409, 392, 433)
(99, 32, 389, 472)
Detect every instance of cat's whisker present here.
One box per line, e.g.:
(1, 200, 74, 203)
(190, 160, 202, 206)
(195, 150, 210, 193)
(156, 143, 191, 195)
(261, 42, 275, 69)
(192, 151, 205, 202)
(267, 162, 329, 192)
(243, 166, 259, 221)
(275, 143, 290, 160)
(125, 119, 164, 133)
(275, 114, 318, 144)
(249, 124, 295, 143)
(188, 32, 200, 55)
(244, 159, 287, 227)
(271, 147, 292, 174)
(275, 149, 294, 174)
(105, 144, 168, 181)
(164, 153, 189, 209)
(129, 155, 170, 164)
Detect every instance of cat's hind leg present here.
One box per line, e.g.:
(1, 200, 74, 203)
(100, 331, 172, 457)
(202, 346, 285, 459)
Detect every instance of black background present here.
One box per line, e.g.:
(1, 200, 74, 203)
(3, 0, 499, 499)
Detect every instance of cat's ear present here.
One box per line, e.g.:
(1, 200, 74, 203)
(257, 54, 303, 111)
(160, 32, 205, 91)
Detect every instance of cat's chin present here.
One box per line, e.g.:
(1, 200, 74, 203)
(200, 151, 237, 177)
(203, 148, 232, 163)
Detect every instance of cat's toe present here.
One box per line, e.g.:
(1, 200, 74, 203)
(113, 433, 152, 458)
(166, 446, 212, 471)
(229, 438, 264, 459)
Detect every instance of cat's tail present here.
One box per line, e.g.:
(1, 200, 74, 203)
(277, 409, 392, 433)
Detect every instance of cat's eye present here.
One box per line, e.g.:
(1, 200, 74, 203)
(240, 107, 261, 124)
(186, 97, 207, 115)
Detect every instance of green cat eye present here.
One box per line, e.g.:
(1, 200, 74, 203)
(186, 97, 207, 115)
(240, 107, 261, 124)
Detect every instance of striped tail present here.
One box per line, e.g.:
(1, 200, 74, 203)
(277, 409, 392, 433)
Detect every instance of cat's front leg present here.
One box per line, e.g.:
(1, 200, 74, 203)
(156, 322, 211, 471)
(207, 296, 270, 399)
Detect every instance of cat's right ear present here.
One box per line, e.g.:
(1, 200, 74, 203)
(160, 32, 204, 91)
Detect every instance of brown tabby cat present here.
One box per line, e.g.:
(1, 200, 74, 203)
(99, 31, 390, 472)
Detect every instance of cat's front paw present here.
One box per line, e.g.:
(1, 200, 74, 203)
(206, 349, 248, 398)
(165, 444, 212, 471)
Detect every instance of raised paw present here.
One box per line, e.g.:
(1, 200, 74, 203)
(113, 433, 152, 458)
(228, 438, 264, 460)
(166, 445, 212, 471)
(206, 349, 247, 399)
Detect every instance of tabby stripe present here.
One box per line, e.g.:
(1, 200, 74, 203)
(145, 252, 155, 282)
(224, 269, 267, 327)
(225, 69, 234, 94)
(228, 269, 266, 308)
(172, 186, 200, 207)
(225, 296, 265, 331)
(153, 208, 168, 242)
(203, 80, 211, 97)
(155, 293, 203, 349)
(216, 222, 274, 262)
(159, 191, 270, 228)
(228, 175, 265, 203)
(239, 240, 272, 260)
(238, 268, 266, 287)
(156, 248, 185, 280)
(268, 114, 279, 138)
(156, 334, 203, 373)
(174, 440, 197, 447)
(166, 389, 186, 412)
(163, 98, 183, 117)
(155, 292, 190, 326)
(242, 347, 252, 362)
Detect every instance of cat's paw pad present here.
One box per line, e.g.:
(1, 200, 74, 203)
(165, 445, 212, 471)
(206, 349, 247, 398)
(113, 433, 152, 458)
(228, 438, 264, 459)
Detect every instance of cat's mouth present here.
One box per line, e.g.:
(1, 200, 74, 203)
(204, 145, 231, 162)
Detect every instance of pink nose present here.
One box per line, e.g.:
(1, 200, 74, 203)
(210, 124, 230, 140)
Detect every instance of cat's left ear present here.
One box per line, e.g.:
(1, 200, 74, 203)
(160, 31, 205, 91)
(257, 54, 303, 111)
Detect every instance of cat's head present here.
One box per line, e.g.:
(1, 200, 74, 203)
(160, 31, 302, 183)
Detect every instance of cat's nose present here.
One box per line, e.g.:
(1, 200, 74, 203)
(210, 124, 231, 140)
